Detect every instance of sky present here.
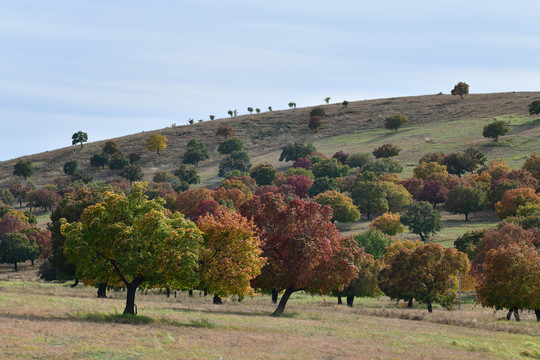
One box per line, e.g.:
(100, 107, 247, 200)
(1, 0, 539, 161)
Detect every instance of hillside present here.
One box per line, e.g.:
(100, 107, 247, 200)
(1, 91, 539, 188)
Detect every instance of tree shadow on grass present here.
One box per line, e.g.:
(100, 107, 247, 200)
(167, 305, 272, 319)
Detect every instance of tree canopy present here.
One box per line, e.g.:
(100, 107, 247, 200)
(71, 131, 88, 147)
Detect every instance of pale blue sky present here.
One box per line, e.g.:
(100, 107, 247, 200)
(1, 0, 539, 161)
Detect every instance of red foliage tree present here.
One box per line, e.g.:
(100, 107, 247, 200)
(176, 188, 215, 218)
(0, 214, 29, 239)
(9, 184, 33, 207)
(216, 125, 234, 139)
(240, 194, 360, 316)
(495, 188, 540, 219)
(292, 157, 313, 170)
(415, 180, 447, 209)
(286, 175, 314, 199)
(27, 189, 61, 211)
(193, 200, 221, 221)
(332, 151, 350, 165)
(400, 177, 424, 197)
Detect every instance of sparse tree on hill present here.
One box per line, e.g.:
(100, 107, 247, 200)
(71, 131, 88, 147)
(217, 138, 243, 155)
(227, 110, 233, 117)
(119, 165, 144, 184)
(451, 82, 470, 99)
(268, 106, 272, 112)
(256, 108, 261, 114)
(309, 116, 323, 132)
(90, 153, 109, 169)
(146, 134, 168, 154)
(63, 160, 78, 176)
(13, 160, 34, 181)
(216, 125, 234, 139)
(103, 141, 119, 155)
(483, 120, 510, 142)
(209, 115, 215, 120)
(288, 101, 296, 109)
(109, 154, 130, 171)
(174, 165, 200, 185)
(183, 139, 210, 166)
(128, 153, 141, 164)
(310, 107, 325, 118)
(342, 100, 349, 108)
(247, 107, 254, 114)
(528, 100, 540, 115)
(218, 151, 251, 177)
(384, 114, 409, 132)
(279, 143, 316, 162)
(324, 97, 331, 104)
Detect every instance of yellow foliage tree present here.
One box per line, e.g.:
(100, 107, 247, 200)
(146, 134, 168, 154)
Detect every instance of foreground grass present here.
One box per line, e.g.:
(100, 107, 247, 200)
(0, 280, 537, 359)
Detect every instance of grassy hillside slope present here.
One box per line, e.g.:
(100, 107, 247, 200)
(1, 91, 539, 188)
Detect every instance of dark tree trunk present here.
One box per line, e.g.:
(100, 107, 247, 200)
(427, 301, 433, 313)
(204, 289, 208, 297)
(506, 309, 513, 320)
(71, 278, 79, 288)
(124, 284, 138, 315)
(97, 283, 107, 298)
(271, 287, 295, 317)
(31, 260, 34, 266)
(514, 308, 520, 322)
(419, 233, 425, 242)
(337, 295, 342, 305)
(13, 262, 18, 272)
(535, 309, 540, 322)
(465, 213, 469, 221)
(407, 298, 413, 308)
(165, 286, 171, 298)
(271, 289, 278, 304)
(188, 289, 193, 297)
(213, 295, 222, 304)
(346, 296, 354, 307)
(366, 212, 371, 220)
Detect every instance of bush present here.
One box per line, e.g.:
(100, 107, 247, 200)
(309, 107, 325, 117)
(372, 144, 401, 159)
(347, 152, 373, 169)
(217, 138, 243, 155)
(384, 114, 409, 131)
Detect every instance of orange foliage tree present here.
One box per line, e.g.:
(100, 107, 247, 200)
(369, 212, 405, 236)
(494, 188, 540, 219)
(176, 188, 215, 218)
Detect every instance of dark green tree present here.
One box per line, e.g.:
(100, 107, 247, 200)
(71, 131, 88, 147)
(218, 151, 251, 177)
(312, 158, 350, 178)
(362, 158, 403, 175)
(451, 82, 469, 99)
(90, 153, 110, 169)
(103, 141, 119, 155)
(483, 120, 510, 142)
(119, 165, 144, 184)
(279, 143, 316, 162)
(0, 232, 40, 271)
(528, 99, 540, 115)
(13, 160, 34, 181)
(400, 201, 443, 242)
(217, 138, 244, 155)
(109, 154, 130, 170)
(384, 114, 409, 131)
(372, 144, 401, 159)
(174, 165, 200, 185)
(308, 177, 337, 197)
(444, 185, 485, 221)
(183, 139, 210, 166)
(351, 178, 388, 220)
(63, 160, 78, 176)
(354, 230, 393, 260)
(249, 163, 277, 186)
(347, 152, 374, 169)
(454, 230, 484, 260)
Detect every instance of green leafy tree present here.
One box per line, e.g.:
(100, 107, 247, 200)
(372, 144, 401, 159)
(342, 100, 349, 107)
(247, 107, 254, 114)
(528, 99, 540, 115)
(451, 82, 469, 99)
(347, 152, 374, 169)
(128, 153, 141, 164)
(13, 160, 34, 181)
(522, 154, 540, 181)
(454, 230, 484, 260)
(0, 232, 40, 271)
(312, 190, 360, 223)
(444, 185, 485, 221)
(312, 158, 350, 179)
(324, 97, 331, 104)
(354, 230, 393, 260)
(279, 143, 316, 162)
(109, 154, 130, 171)
(384, 114, 409, 132)
(89, 153, 110, 169)
(174, 165, 200, 185)
(483, 120, 510, 142)
(401, 201, 443, 242)
(217, 138, 243, 155)
(307, 177, 337, 197)
(71, 131, 88, 147)
(218, 151, 251, 177)
(63, 160, 78, 176)
(362, 158, 403, 175)
(288, 101, 296, 108)
(103, 141, 119, 155)
(183, 139, 210, 166)
(61, 183, 203, 315)
(119, 165, 144, 185)
(249, 163, 277, 186)
(351, 175, 388, 220)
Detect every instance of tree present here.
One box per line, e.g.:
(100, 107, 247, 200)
(173, 165, 200, 185)
(354, 230, 393, 260)
(288, 101, 296, 109)
(454, 230, 484, 260)
(0, 189, 15, 206)
(103, 141, 119, 155)
(522, 154, 540, 181)
(0, 232, 40, 271)
(249, 163, 277, 186)
(292, 157, 313, 170)
(27, 189, 61, 211)
(177, 188, 215, 218)
(239, 194, 360, 316)
(324, 97, 331, 104)
(218, 151, 251, 177)
(372, 144, 401, 159)
(192, 200, 221, 221)
(419, 152, 445, 165)
(247, 107, 254, 114)
(310, 107, 325, 117)
(13, 160, 34, 181)
(63, 160, 78, 176)
(146, 134, 168, 154)
(333, 250, 380, 307)
(451, 82, 469, 99)
(483, 120, 510, 142)
(279, 143, 316, 162)
(444, 185, 485, 221)
(443, 152, 471, 177)
(109, 154, 130, 171)
(415, 180, 447, 209)
(351, 176, 388, 220)
(529, 99, 540, 115)
(0, 213, 30, 239)
(362, 158, 403, 175)
(312, 190, 360, 223)
(379, 242, 469, 312)
(286, 175, 313, 199)
(71, 131, 88, 147)
(61, 183, 204, 315)
(197, 210, 265, 301)
(256, 108, 260, 114)
(217, 138, 244, 155)
(413, 162, 448, 180)
(308, 177, 337, 198)
(381, 181, 412, 211)
(119, 165, 144, 185)
(309, 116, 323, 132)
(342, 100, 349, 107)
(182, 139, 209, 166)
(384, 114, 409, 132)
(9, 184, 33, 207)
(312, 158, 350, 179)
(494, 188, 540, 219)
(332, 151, 349, 165)
(347, 152, 374, 169)
(400, 201, 443, 242)
(90, 153, 109, 169)
(128, 153, 141, 164)
(369, 212, 405, 236)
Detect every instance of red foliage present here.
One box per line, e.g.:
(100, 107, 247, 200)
(0, 214, 29, 239)
(176, 188, 215, 218)
(193, 200, 221, 221)
(415, 180, 448, 207)
(332, 151, 350, 165)
(27, 189, 61, 211)
(286, 175, 313, 199)
(292, 157, 313, 170)
(25, 227, 52, 258)
(399, 177, 424, 196)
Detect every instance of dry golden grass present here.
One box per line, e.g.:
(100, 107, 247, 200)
(0, 266, 538, 360)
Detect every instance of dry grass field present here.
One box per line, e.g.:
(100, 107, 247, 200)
(0, 264, 538, 360)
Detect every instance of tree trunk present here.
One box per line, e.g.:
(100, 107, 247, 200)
(366, 212, 371, 220)
(337, 295, 342, 305)
(427, 301, 433, 313)
(506, 308, 513, 320)
(465, 213, 469, 221)
(204, 289, 207, 297)
(346, 296, 354, 307)
(535, 309, 540, 322)
(188, 289, 193, 297)
(407, 298, 413, 308)
(124, 284, 138, 315)
(165, 286, 170, 298)
(31, 260, 34, 266)
(271, 289, 278, 304)
(271, 287, 295, 317)
(71, 278, 79, 288)
(213, 295, 222, 304)
(513, 308, 520, 322)
(97, 283, 107, 298)
(419, 233, 425, 242)
(13, 262, 18, 272)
